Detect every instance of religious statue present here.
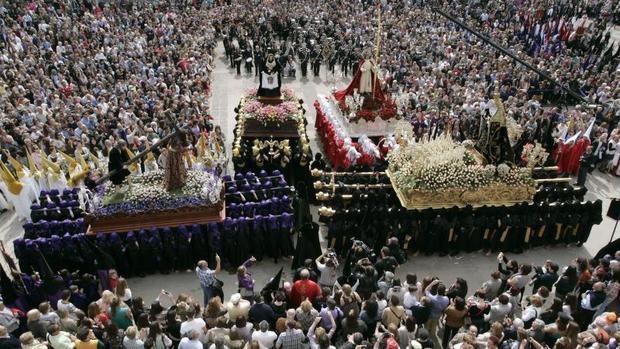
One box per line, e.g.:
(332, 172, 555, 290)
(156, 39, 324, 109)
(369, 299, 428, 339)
(257, 53, 282, 98)
(333, 50, 385, 109)
(164, 129, 189, 191)
(482, 92, 514, 164)
(359, 53, 379, 94)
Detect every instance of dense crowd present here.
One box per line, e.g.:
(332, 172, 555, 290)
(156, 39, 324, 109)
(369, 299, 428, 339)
(1, 2, 620, 349)
(1, 0, 620, 198)
(0, 0, 221, 197)
(216, 0, 620, 172)
(3, 241, 620, 349)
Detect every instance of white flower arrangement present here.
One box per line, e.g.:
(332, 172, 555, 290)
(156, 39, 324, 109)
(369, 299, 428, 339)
(506, 116, 524, 146)
(182, 170, 223, 201)
(496, 163, 510, 177)
(104, 169, 222, 206)
(388, 134, 533, 192)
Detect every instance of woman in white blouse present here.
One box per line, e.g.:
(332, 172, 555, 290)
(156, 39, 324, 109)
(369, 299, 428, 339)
(116, 278, 133, 305)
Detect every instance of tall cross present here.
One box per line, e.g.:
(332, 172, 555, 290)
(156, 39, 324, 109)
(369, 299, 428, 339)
(374, 2, 382, 63)
(372, 1, 382, 100)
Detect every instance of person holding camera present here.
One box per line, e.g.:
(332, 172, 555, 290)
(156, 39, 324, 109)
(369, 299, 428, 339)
(237, 256, 257, 300)
(375, 247, 399, 277)
(316, 251, 339, 288)
(344, 240, 375, 278)
(530, 260, 560, 294)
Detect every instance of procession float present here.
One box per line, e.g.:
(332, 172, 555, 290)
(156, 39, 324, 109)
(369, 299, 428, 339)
(86, 132, 226, 234)
(232, 53, 312, 180)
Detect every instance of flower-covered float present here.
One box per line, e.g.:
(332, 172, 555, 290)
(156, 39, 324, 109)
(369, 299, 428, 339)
(239, 88, 303, 126)
(232, 88, 312, 176)
(87, 169, 224, 233)
(386, 135, 536, 209)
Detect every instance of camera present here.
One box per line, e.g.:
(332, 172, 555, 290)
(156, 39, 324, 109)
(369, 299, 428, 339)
(350, 238, 376, 260)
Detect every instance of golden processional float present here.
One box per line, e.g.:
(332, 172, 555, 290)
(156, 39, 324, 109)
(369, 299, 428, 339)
(314, 95, 571, 212)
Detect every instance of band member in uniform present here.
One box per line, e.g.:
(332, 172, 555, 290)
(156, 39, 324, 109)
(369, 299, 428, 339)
(324, 38, 337, 76)
(254, 46, 264, 78)
(351, 47, 361, 75)
(223, 34, 231, 61)
(340, 42, 351, 77)
(243, 47, 253, 74)
(229, 36, 239, 68)
(234, 47, 242, 75)
(310, 44, 321, 77)
(298, 43, 310, 77)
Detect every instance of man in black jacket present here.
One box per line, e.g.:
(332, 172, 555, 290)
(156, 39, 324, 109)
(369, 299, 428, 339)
(0, 326, 19, 349)
(530, 261, 559, 293)
(248, 296, 276, 327)
(374, 247, 398, 277)
(107, 140, 130, 185)
(298, 43, 309, 77)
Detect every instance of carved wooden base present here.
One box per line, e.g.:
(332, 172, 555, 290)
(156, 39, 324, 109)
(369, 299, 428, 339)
(258, 96, 283, 105)
(86, 202, 225, 234)
(386, 170, 535, 209)
(242, 119, 300, 138)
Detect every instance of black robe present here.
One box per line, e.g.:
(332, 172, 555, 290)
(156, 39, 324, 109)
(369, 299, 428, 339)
(108, 147, 130, 185)
(257, 63, 282, 98)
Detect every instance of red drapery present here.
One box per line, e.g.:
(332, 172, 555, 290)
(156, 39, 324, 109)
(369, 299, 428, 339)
(333, 59, 386, 104)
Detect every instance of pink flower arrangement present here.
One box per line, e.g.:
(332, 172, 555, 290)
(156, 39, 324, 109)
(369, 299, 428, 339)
(243, 100, 263, 114)
(521, 143, 534, 163)
(281, 88, 296, 101)
(239, 90, 301, 124)
(245, 87, 295, 102)
(242, 99, 300, 124)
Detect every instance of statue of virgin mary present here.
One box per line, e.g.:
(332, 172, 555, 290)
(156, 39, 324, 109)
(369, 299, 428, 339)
(257, 53, 282, 98)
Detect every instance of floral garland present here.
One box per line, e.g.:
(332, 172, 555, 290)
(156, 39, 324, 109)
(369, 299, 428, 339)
(387, 135, 534, 192)
(240, 88, 303, 125)
(315, 94, 382, 169)
(520, 143, 549, 168)
(94, 170, 222, 217)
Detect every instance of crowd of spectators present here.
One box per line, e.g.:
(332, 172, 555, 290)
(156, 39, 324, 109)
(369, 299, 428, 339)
(216, 0, 620, 170)
(2, 245, 620, 349)
(0, 0, 219, 182)
(1, 0, 620, 183)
